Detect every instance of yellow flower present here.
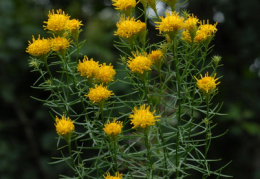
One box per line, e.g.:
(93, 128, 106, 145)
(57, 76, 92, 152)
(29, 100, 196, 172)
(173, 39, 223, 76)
(54, 115, 75, 136)
(77, 56, 100, 78)
(85, 84, 114, 103)
(112, 0, 138, 12)
(43, 9, 70, 33)
(149, 50, 164, 64)
(155, 10, 184, 38)
(194, 20, 217, 43)
(103, 172, 123, 179)
(194, 72, 220, 94)
(128, 52, 153, 74)
(182, 20, 217, 43)
(26, 35, 51, 57)
(50, 36, 71, 52)
(114, 16, 146, 39)
(184, 14, 199, 32)
(103, 118, 123, 136)
(129, 104, 160, 129)
(95, 63, 116, 83)
(67, 19, 83, 32)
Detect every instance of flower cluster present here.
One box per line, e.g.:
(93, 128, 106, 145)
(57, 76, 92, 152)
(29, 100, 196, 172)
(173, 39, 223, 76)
(26, 9, 83, 57)
(77, 56, 100, 78)
(194, 72, 220, 94)
(50, 36, 72, 52)
(77, 56, 116, 83)
(55, 115, 75, 136)
(182, 19, 218, 43)
(26, 35, 51, 57)
(103, 118, 123, 136)
(155, 10, 184, 39)
(86, 84, 114, 104)
(149, 50, 164, 64)
(129, 104, 160, 129)
(43, 9, 82, 35)
(128, 52, 153, 74)
(114, 16, 146, 39)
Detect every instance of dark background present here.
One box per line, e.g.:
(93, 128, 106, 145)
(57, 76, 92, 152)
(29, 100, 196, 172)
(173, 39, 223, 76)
(1, 0, 260, 178)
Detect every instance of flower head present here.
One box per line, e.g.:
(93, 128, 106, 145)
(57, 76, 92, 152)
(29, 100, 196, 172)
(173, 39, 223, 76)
(103, 118, 123, 136)
(86, 84, 114, 104)
(128, 52, 153, 74)
(149, 50, 164, 64)
(195, 20, 217, 43)
(114, 16, 146, 39)
(183, 20, 217, 43)
(77, 56, 100, 78)
(112, 0, 138, 12)
(129, 104, 160, 129)
(55, 115, 75, 136)
(43, 9, 70, 33)
(194, 72, 220, 94)
(155, 10, 184, 38)
(184, 14, 199, 32)
(103, 172, 123, 179)
(50, 36, 71, 52)
(67, 19, 83, 31)
(26, 35, 51, 57)
(95, 63, 116, 83)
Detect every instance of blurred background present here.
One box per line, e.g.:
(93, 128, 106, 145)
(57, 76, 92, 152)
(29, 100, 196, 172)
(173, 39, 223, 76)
(0, 0, 260, 178)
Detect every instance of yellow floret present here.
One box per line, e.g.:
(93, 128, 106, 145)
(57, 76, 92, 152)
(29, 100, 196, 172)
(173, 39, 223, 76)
(194, 72, 220, 94)
(85, 84, 114, 103)
(103, 118, 123, 136)
(50, 36, 71, 52)
(43, 9, 70, 32)
(95, 63, 116, 83)
(128, 52, 153, 74)
(114, 16, 146, 39)
(55, 115, 75, 136)
(129, 104, 160, 129)
(77, 56, 100, 78)
(26, 35, 51, 57)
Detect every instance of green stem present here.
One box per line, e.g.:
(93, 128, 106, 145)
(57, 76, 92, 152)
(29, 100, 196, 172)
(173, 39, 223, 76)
(203, 95, 211, 178)
(172, 37, 181, 178)
(112, 137, 119, 171)
(144, 128, 153, 178)
(66, 136, 76, 168)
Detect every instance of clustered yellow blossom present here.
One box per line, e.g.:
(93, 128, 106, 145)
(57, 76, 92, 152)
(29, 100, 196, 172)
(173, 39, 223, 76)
(114, 16, 146, 39)
(103, 172, 123, 179)
(95, 63, 116, 83)
(155, 10, 184, 38)
(54, 115, 75, 136)
(182, 20, 217, 43)
(43, 9, 70, 33)
(103, 118, 123, 136)
(112, 0, 138, 12)
(67, 19, 83, 32)
(129, 104, 160, 129)
(183, 14, 199, 32)
(77, 56, 100, 78)
(50, 36, 72, 52)
(128, 53, 153, 74)
(26, 35, 51, 57)
(149, 50, 164, 64)
(194, 72, 220, 94)
(86, 84, 114, 103)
